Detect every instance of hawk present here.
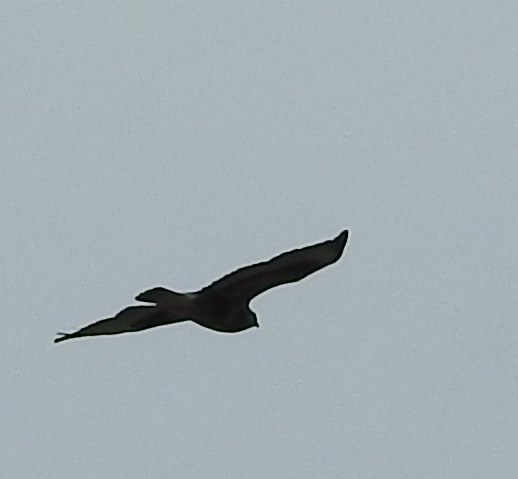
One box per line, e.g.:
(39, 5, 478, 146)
(54, 229, 349, 343)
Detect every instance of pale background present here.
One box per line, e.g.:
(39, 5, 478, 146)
(2, 2, 517, 478)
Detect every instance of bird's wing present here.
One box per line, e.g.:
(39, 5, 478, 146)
(200, 230, 348, 301)
(54, 305, 187, 343)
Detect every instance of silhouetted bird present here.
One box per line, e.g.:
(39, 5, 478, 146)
(54, 230, 349, 343)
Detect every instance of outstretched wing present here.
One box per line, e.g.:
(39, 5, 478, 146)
(200, 230, 348, 301)
(54, 305, 187, 343)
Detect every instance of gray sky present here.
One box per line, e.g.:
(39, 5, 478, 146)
(2, 2, 518, 478)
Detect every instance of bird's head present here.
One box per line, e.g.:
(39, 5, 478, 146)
(245, 308, 259, 329)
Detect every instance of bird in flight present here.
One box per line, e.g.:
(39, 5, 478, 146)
(54, 229, 349, 343)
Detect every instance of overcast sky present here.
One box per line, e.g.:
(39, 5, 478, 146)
(2, 2, 518, 478)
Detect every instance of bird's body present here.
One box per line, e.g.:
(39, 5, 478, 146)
(54, 229, 349, 343)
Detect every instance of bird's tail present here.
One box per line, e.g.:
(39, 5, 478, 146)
(54, 331, 81, 343)
(135, 286, 187, 305)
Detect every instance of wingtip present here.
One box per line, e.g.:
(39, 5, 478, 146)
(337, 229, 349, 242)
(334, 229, 349, 255)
